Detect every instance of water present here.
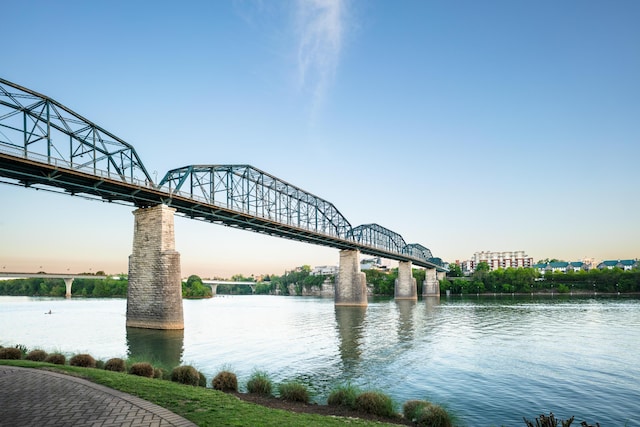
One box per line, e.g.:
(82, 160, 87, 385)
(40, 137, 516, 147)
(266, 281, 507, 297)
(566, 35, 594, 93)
(1, 294, 638, 426)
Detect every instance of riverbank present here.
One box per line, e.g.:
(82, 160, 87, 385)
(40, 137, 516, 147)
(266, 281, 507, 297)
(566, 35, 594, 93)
(0, 360, 410, 426)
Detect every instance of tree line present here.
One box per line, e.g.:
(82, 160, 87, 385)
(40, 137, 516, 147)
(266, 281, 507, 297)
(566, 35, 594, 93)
(441, 262, 640, 294)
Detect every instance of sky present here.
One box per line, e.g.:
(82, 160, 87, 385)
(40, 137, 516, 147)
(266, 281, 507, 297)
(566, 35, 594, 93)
(1, 0, 639, 278)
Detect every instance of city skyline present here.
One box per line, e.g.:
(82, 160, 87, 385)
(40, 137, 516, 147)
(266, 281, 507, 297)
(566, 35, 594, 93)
(2, 1, 639, 277)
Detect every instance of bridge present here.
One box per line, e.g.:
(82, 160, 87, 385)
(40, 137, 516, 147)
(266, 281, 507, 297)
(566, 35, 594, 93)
(0, 77, 446, 330)
(0, 272, 107, 298)
(201, 280, 258, 295)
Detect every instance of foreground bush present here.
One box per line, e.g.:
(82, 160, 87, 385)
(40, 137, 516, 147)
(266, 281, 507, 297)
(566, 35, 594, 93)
(0, 347, 22, 360)
(212, 370, 238, 392)
(171, 365, 200, 386)
(198, 371, 207, 387)
(354, 391, 396, 418)
(154, 367, 165, 379)
(129, 362, 154, 378)
(25, 349, 48, 362)
(104, 358, 126, 372)
(278, 381, 310, 403)
(327, 384, 359, 408)
(44, 353, 66, 365)
(403, 400, 452, 427)
(246, 370, 273, 396)
(69, 353, 96, 368)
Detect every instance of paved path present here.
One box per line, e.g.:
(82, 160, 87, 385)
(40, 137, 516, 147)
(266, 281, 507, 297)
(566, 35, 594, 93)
(0, 366, 196, 426)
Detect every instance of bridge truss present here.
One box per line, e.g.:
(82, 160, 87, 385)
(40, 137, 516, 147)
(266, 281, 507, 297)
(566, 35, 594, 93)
(0, 77, 444, 270)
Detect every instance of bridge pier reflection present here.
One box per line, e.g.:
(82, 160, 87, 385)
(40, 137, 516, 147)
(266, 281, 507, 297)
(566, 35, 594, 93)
(334, 306, 366, 368)
(126, 327, 184, 369)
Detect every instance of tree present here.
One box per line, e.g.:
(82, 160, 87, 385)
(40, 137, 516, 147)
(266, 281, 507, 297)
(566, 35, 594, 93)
(447, 263, 463, 278)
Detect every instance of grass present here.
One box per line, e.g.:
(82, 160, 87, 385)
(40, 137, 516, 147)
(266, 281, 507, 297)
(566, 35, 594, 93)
(0, 360, 402, 426)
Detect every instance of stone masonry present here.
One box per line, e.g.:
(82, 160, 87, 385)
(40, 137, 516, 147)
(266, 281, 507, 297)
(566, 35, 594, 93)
(127, 204, 184, 330)
(422, 267, 440, 297)
(336, 249, 368, 306)
(395, 260, 417, 300)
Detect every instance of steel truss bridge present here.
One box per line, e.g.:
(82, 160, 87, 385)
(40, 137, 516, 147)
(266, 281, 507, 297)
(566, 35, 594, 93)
(0, 78, 444, 270)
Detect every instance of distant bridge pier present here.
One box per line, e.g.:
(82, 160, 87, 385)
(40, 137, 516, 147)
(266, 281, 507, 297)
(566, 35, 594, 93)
(127, 204, 184, 330)
(208, 284, 218, 296)
(336, 249, 368, 306)
(395, 261, 417, 300)
(63, 278, 74, 298)
(422, 267, 440, 297)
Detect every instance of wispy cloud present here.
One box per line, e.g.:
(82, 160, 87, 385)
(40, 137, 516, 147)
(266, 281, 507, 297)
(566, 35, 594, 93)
(295, 0, 347, 119)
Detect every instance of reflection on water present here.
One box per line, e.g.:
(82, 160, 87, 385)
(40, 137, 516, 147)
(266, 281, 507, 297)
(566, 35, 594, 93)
(395, 299, 416, 342)
(334, 306, 366, 368)
(126, 327, 184, 368)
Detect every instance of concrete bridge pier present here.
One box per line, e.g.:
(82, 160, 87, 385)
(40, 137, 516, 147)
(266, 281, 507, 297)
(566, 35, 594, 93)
(422, 267, 440, 297)
(126, 204, 184, 330)
(335, 249, 368, 306)
(395, 261, 417, 300)
(208, 284, 218, 296)
(63, 278, 74, 298)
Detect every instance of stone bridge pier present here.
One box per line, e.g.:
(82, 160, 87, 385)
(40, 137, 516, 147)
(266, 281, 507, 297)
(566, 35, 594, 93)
(335, 249, 368, 306)
(126, 204, 184, 330)
(422, 267, 440, 297)
(395, 261, 417, 300)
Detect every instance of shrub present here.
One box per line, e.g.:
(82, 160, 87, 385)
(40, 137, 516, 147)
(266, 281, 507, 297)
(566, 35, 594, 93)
(0, 347, 22, 360)
(198, 371, 207, 387)
(278, 381, 310, 403)
(212, 370, 238, 392)
(354, 391, 396, 418)
(327, 384, 359, 408)
(69, 353, 96, 368)
(403, 400, 452, 427)
(95, 360, 105, 369)
(129, 362, 154, 378)
(104, 358, 126, 372)
(25, 349, 48, 362)
(171, 365, 200, 386)
(153, 367, 165, 379)
(246, 370, 273, 396)
(44, 353, 66, 365)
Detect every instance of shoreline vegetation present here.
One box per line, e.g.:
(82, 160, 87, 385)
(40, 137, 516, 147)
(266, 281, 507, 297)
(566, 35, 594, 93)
(0, 263, 638, 298)
(0, 349, 601, 427)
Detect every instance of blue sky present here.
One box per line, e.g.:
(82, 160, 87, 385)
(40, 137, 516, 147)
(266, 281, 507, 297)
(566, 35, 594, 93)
(1, 0, 638, 277)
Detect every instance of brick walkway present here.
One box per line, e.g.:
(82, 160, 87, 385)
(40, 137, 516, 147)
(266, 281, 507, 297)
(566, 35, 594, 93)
(0, 366, 196, 426)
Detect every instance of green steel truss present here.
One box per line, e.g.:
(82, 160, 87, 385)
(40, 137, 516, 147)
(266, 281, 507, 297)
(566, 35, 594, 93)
(159, 165, 351, 240)
(0, 78, 152, 186)
(0, 77, 443, 270)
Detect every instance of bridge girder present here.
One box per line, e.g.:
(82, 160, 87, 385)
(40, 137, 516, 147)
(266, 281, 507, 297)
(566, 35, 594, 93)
(0, 78, 446, 271)
(0, 78, 152, 186)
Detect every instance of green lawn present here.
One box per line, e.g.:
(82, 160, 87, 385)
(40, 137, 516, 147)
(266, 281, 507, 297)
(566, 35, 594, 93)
(0, 360, 401, 426)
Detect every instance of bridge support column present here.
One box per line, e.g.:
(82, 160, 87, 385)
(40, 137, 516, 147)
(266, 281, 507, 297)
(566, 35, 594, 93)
(422, 267, 440, 297)
(63, 278, 74, 298)
(335, 249, 367, 307)
(127, 204, 184, 330)
(208, 284, 218, 296)
(395, 261, 417, 300)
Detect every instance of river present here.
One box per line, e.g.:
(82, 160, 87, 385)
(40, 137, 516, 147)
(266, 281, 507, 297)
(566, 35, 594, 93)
(1, 294, 638, 426)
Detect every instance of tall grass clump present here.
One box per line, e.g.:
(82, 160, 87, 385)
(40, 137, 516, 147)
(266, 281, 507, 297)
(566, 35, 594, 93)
(212, 370, 238, 392)
(278, 381, 310, 403)
(171, 365, 200, 386)
(104, 358, 126, 372)
(0, 347, 22, 360)
(327, 383, 359, 408)
(129, 362, 154, 378)
(25, 349, 48, 362)
(69, 353, 96, 368)
(403, 400, 453, 427)
(354, 391, 397, 418)
(44, 353, 66, 365)
(246, 370, 273, 396)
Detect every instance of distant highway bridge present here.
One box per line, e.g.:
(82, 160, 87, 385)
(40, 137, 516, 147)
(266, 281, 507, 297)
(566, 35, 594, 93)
(0, 78, 446, 330)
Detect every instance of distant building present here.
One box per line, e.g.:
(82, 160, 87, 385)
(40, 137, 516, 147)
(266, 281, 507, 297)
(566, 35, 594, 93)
(311, 265, 338, 276)
(597, 259, 638, 271)
(360, 257, 389, 271)
(462, 251, 533, 274)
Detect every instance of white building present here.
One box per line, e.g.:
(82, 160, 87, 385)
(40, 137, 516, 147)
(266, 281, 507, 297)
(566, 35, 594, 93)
(462, 250, 534, 273)
(311, 265, 338, 276)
